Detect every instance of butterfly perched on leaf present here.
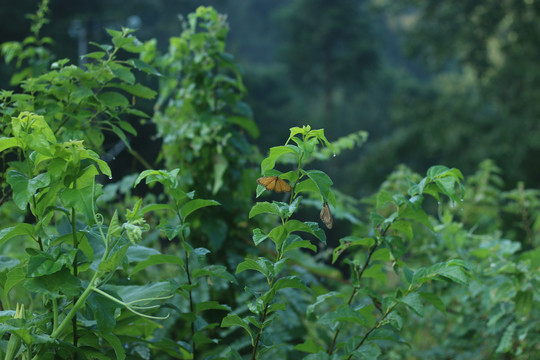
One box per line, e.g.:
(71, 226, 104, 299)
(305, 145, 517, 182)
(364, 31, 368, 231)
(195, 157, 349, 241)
(320, 202, 333, 229)
(257, 176, 292, 193)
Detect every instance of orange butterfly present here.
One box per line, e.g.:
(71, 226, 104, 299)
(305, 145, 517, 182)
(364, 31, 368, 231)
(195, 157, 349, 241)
(320, 202, 333, 229)
(257, 176, 292, 193)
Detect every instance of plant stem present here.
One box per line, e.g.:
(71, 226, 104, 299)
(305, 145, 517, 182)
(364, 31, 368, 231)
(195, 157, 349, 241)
(71, 207, 79, 359)
(185, 247, 197, 360)
(327, 241, 380, 354)
(250, 304, 269, 360)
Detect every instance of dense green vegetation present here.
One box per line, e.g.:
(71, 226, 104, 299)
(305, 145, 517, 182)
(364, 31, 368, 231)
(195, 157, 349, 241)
(0, 1, 538, 359)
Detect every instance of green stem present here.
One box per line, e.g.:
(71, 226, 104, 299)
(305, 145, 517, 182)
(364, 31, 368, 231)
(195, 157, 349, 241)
(327, 237, 383, 355)
(50, 272, 99, 340)
(185, 247, 197, 360)
(52, 298, 58, 333)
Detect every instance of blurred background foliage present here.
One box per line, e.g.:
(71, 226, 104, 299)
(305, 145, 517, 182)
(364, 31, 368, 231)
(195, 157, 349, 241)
(2, 0, 538, 199)
(1, 1, 539, 358)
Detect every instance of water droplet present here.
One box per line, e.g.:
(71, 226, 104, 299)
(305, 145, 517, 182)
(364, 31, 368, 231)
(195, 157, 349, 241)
(108, 176, 113, 180)
(437, 201, 441, 205)
(460, 198, 464, 202)
(112, 157, 116, 160)
(127, 277, 131, 281)
(333, 153, 336, 157)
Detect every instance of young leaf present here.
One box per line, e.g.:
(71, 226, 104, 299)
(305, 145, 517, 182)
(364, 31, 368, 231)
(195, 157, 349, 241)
(180, 199, 220, 220)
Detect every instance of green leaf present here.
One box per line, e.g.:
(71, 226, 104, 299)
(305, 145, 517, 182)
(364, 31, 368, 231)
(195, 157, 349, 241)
(98, 92, 129, 108)
(260, 145, 299, 174)
(129, 255, 184, 276)
(352, 343, 382, 360)
(192, 265, 237, 284)
(514, 290, 533, 316)
(99, 243, 130, 272)
(4, 266, 26, 297)
(363, 263, 386, 284)
(389, 221, 413, 240)
(109, 63, 135, 84)
(294, 338, 325, 354)
(252, 228, 269, 246)
(101, 332, 126, 360)
(496, 322, 515, 353)
(236, 258, 272, 280)
(399, 292, 424, 317)
(195, 301, 231, 313)
(114, 83, 157, 99)
(249, 202, 282, 219)
(7, 171, 51, 210)
(0, 137, 18, 153)
(221, 315, 255, 346)
(419, 292, 446, 315)
(228, 116, 259, 138)
(60, 186, 96, 224)
(437, 265, 469, 285)
(24, 268, 81, 298)
(180, 199, 220, 220)
(318, 304, 370, 327)
(302, 169, 333, 202)
(0, 224, 34, 247)
(88, 292, 120, 333)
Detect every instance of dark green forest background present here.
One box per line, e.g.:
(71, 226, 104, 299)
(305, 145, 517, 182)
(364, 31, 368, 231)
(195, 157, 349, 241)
(1, 0, 538, 196)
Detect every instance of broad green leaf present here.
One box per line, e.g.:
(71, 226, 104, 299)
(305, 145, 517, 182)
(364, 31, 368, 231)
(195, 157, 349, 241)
(195, 301, 231, 313)
(0, 224, 34, 247)
(98, 243, 130, 272)
(363, 263, 386, 284)
(389, 221, 413, 240)
(129, 255, 184, 276)
(236, 258, 272, 280)
(228, 116, 259, 138)
(4, 266, 26, 297)
(7, 171, 51, 210)
(427, 165, 451, 178)
(260, 145, 299, 174)
(351, 343, 382, 360)
(496, 322, 515, 353)
(437, 265, 469, 285)
(0, 137, 18, 153)
(180, 199, 220, 220)
(419, 292, 446, 315)
(294, 338, 325, 354)
(399, 292, 424, 317)
(261, 276, 311, 303)
(283, 239, 317, 253)
(98, 91, 129, 108)
(318, 304, 370, 327)
(109, 63, 135, 84)
(24, 268, 81, 298)
(306, 292, 344, 318)
(303, 169, 333, 202)
(376, 190, 395, 208)
(60, 186, 96, 224)
(115, 83, 157, 99)
(192, 265, 237, 284)
(249, 202, 282, 219)
(221, 315, 255, 346)
(88, 292, 120, 333)
(101, 332, 126, 360)
(252, 228, 269, 246)
(27, 249, 76, 277)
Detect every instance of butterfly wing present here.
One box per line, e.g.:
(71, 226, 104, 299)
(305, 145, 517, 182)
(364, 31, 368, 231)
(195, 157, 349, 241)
(257, 176, 291, 193)
(320, 202, 333, 229)
(257, 176, 278, 191)
(274, 177, 292, 193)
